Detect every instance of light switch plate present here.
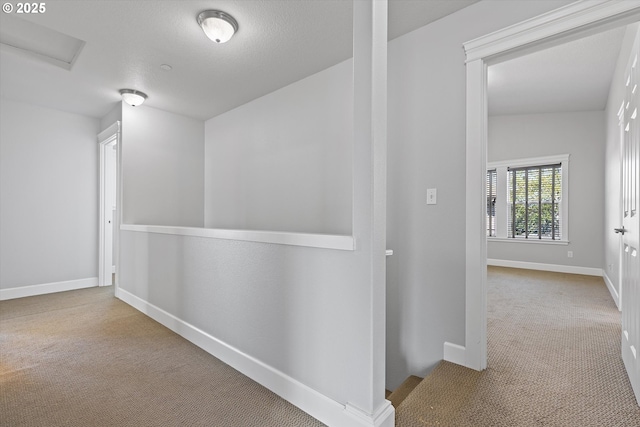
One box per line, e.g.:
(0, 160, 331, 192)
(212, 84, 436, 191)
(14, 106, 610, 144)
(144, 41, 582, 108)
(427, 188, 437, 205)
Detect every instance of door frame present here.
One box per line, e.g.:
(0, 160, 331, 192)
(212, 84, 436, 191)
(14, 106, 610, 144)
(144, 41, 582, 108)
(97, 121, 120, 287)
(463, 0, 640, 371)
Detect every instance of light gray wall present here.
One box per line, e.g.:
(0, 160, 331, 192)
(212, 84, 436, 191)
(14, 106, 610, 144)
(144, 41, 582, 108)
(119, 231, 372, 407)
(385, 0, 574, 390)
(119, 17, 381, 414)
(122, 104, 204, 227)
(100, 103, 122, 132)
(604, 24, 640, 297)
(487, 111, 606, 269)
(204, 60, 353, 235)
(0, 99, 100, 289)
(120, 0, 575, 399)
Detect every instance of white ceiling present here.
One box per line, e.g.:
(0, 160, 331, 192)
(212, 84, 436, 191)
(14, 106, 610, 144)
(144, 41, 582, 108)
(488, 25, 628, 116)
(0, 0, 477, 121)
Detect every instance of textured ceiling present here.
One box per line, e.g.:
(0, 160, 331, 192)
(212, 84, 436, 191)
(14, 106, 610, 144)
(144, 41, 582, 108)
(0, 0, 477, 121)
(488, 25, 628, 116)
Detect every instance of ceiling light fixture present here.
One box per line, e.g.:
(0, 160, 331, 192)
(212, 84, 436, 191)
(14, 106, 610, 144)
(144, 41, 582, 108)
(197, 10, 238, 44)
(119, 89, 147, 107)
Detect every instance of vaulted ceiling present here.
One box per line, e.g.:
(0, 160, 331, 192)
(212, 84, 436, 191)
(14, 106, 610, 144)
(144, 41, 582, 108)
(0, 1, 629, 122)
(0, 0, 477, 120)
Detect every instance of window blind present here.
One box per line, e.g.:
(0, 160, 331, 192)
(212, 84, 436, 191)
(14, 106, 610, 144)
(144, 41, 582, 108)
(487, 169, 496, 237)
(507, 164, 561, 240)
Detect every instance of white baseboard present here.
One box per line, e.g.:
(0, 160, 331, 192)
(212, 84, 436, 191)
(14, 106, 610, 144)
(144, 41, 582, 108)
(0, 277, 98, 301)
(487, 259, 603, 277)
(116, 288, 393, 427)
(344, 402, 395, 427)
(443, 342, 466, 367)
(602, 271, 621, 311)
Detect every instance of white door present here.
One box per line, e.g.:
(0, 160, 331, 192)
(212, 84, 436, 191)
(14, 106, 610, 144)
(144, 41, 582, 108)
(104, 143, 116, 283)
(621, 30, 640, 405)
(97, 122, 119, 287)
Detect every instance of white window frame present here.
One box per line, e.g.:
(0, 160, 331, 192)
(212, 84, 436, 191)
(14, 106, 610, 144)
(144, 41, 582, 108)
(488, 154, 569, 244)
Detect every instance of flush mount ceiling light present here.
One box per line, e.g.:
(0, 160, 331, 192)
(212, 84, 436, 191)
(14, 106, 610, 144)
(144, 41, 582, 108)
(197, 10, 238, 44)
(119, 89, 147, 107)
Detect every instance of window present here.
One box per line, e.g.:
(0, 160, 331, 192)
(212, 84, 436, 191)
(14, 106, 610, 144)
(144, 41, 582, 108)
(487, 169, 496, 237)
(487, 155, 569, 243)
(507, 164, 561, 240)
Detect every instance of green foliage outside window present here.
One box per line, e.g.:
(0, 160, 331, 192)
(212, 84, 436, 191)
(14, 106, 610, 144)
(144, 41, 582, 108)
(508, 165, 561, 240)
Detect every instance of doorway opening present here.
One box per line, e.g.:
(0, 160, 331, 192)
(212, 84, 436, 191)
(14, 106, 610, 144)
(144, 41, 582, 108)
(463, 1, 640, 372)
(98, 121, 120, 287)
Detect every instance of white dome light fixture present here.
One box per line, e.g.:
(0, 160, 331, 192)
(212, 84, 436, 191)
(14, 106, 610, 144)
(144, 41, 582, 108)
(120, 89, 147, 107)
(197, 10, 238, 44)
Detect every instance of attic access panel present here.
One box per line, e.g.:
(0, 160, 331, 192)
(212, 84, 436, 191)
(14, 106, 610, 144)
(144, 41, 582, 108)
(0, 13, 85, 70)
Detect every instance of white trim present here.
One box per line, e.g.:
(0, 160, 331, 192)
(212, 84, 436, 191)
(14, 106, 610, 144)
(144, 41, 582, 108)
(98, 121, 120, 287)
(488, 258, 602, 276)
(120, 224, 355, 251)
(0, 277, 98, 301)
(488, 237, 569, 245)
(115, 288, 392, 427)
(98, 121, 119, 144)
(464, 0, 640, 63)
(344, 402, 395, 427)
(603, 270, 621, 310)
(465, 57, 488, 371)
(443, 342, 466, 367)
(464, 0, 640, 374)
(488, 154, 570, 170)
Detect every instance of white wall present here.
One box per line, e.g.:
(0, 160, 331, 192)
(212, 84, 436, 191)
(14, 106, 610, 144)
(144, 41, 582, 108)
(0, 99, 99, 292)
(604, 24, 640, 302)
(119, 0, 574, 405)
(118, 5, 388, 423)
(385, 0, 574, 390)
(100, 103, 122, 133)
(204, 60, 353, 235)
(487, 111, 606, 270)
(122, 104, 204, 227)
(119, 231, 371, 408)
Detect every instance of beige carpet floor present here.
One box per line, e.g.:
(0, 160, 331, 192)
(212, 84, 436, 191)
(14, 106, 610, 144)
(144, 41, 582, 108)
(396, 267, 640, 427)
(0, 286, 326, 427)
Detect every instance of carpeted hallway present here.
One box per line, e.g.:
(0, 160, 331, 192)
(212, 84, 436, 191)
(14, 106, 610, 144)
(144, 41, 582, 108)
(396, 267, 640, 426)
(0, 286, 326, 427)
(3, 268, 640, 426)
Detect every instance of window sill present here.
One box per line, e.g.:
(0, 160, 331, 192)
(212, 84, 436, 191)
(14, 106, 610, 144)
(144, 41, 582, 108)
(120, 224, 355, 251)
(487, 237, 569, 246)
